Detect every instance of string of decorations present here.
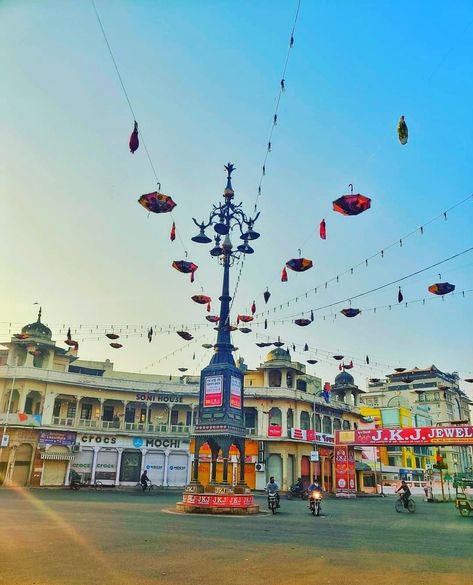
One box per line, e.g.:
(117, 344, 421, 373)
(254, 0, 301, 212)
(256, 197, 473, 319)
(253, 245, 473, 324)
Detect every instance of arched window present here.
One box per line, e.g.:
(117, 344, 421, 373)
(268, 407, 282, 426)
(286, 371, 293, 388)
(268, 370, 282, 387)
(287, 408, 294, 431)
(300, 411, 310, 430)
(333, 418, 342, 431)
(313, 414, 321, 432)
(342, 419, 351, 430)
(323, 416, 332, 434)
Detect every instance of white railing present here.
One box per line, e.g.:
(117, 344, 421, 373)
(52, 417, 74, 427)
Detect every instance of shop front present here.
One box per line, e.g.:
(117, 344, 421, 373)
(0, 428, 38, 487)
(73, 433, 190, 487)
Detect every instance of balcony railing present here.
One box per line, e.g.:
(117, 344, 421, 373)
(246, 427, 257, 436)
(52, 417, 74, 427)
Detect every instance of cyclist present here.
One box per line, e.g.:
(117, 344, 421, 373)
(395, 480, 412, 509)
(140, 469, 150, 492)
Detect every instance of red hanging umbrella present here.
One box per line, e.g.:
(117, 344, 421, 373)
(170, 222, 176, 242)
(237, 315, 254, 323)
(333, 185, 371, 216)
(428, 282, 455, 296)
(286, 257, 313, 272)
(281, 267, 288, 282)
(340, 308, 361, 318)
(172, 260, 198, 283)
(206, 315, 220, 323)
(319, 219, 326, 240)
(251, 301, 256, 315)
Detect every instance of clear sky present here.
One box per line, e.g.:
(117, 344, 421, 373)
(1, 0, 472, 394)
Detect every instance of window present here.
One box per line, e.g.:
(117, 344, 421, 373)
(268, 370, 282, 387)
(125, 406, 135, 423)
(102, 405, 114, 421)
(322, 416, 332, 434)
(81, 404, 92, 420)
(186, 410, 192, 426)
(313, 414, 321, 432)
(67, 402, 76, 419)
(24, 397, 34, 415)
(296, 379, 307, 392)
(333, 418, 342, 431)
(171, 410, 179, 425)
(53, 400, 61, 417)
(244, 409, 256, 428)
(286, 371, 293, 388)
(300, 411, 310, 430)
(342, 420, 350, 430)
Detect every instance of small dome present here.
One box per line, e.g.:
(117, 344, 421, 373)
(265, 348, 291, 362)
(21, 308, 52, 340)
(334, 370, 354, 386)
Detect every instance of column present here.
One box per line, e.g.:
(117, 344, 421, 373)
(221, 445, 230, 484)
(281, 452, 288, 491)
(41, 392, 57, 425)
(168, 405, 173, 431)
(115, 448, 123, 486)
(17, 390, 28, 413)
(344, 389, 353, 405)
(238, 441, 246, 484)
(163, 450, 170, 486)
(90, 447, 99, 482)
(121, 401, 128, 430)
(74, 396, 82, 426)
(65, 458, 72, 486)
(258, 409, 269, 437)
(281, 407, 288, 438)
(320, 456, 326, 491)
(210, 445, 219, 484)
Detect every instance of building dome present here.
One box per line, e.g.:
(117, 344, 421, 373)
(334, 370, 354, 386)
(21, 308, 52, 340)
(265, 348, 291, 362)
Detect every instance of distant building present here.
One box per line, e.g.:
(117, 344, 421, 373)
(361, 365, 473, 475)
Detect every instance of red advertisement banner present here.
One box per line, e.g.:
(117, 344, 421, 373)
(203, 375, 223, 407)
(182, 494, 254, 507)
(335, 445, 356, 497)
(268, 425, 282, 437)
(336, 426, 473, 446)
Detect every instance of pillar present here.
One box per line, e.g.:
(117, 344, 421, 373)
(281, 407, 288, 438)
(192, 438, 201, 482)
(281, 452, 288, 491)
(121, 401, 128, 430)
(17, 390, 28, 413)
(41, 392, 57, 425)
(90, 447, 99, 482)
(74, 396, 82, 426)
(320, 456, 326, 491)
(115, 448, 123, 486)
(210, 444, 219, 484)
(163, 450, 170, 486)
(238, 441, 246, 484)
(221, 444, 230, 484)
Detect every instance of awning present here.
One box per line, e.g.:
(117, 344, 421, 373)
(355, 461, 372, 472)
(41, 453, 74, 461)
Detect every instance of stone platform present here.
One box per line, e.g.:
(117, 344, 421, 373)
(176, 484, 260, 515)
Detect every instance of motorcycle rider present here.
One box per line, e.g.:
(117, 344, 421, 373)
(307, 478, 323, 507)
(395, 480, 412, 508)
(295, 477, 304, 493)
(266, 476, 280, 508)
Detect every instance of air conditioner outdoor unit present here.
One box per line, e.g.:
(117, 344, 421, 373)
(255, 462, 265, 472)
(71, 444, 81, 453)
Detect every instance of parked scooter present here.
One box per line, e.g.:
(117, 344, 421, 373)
(309, 491, 322, 516)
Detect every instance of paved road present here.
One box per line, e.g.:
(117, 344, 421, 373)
(0, 489, 471, 585)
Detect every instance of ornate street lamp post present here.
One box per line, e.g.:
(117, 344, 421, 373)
(188, 163, 260, 491)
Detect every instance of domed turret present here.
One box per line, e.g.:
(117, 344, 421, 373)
(265, 347, 291, 362)
(334, 370, 354, 386)
(21, 308, 52, 340)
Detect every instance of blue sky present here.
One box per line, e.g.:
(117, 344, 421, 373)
(1, 0, 472, 392)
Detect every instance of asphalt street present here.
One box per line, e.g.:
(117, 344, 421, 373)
(0, 489, 471, 585)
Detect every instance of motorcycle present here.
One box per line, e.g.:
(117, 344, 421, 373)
(309, 491, 322, 516)
(267, 491, 279, 514)
(286, 484, 308, 500)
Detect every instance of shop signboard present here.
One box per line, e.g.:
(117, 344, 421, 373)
(268, 425, 282, 437)
(290, 428, 334, 445)
(335, 445, 356, 497)
(203, 375, 223, 407)
(336, 426, 473, 446)
(230, 376, 242, 409)
(39, 431, 76, 446)
(78, 433, 184, 450)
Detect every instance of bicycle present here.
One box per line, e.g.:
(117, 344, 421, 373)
(395, 494, 415, 513)
(135, 481, 158, 493)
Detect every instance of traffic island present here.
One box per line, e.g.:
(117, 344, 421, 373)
(176, 483, 259, 515)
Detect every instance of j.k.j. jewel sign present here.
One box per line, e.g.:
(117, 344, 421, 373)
(336, 426, 473, 446)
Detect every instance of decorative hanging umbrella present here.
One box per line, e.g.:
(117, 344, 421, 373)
(304, 343, 309, 351)
(281, 267, 288, 282)
(178, 367, 188, 372)
(333, 355, 344, 360)
(365, 355, 370, 364)
(239, 327, 252, 333)
(264, 289, 271, 304)
(170, 222, 176, 242)
(147, 327, 153, 343)
(251, 301, 256, 315)
(322, 382, 331, 403)
(256, 342, 272, 348)
(428, 282, 455, 296)
(333, 184, 371, 216)
(273, 338, 284, 347)
(138, 191, 176, 214)
(237, 315, 253, 323)
(307, 359, 318, 365)
(394, 367, 406, 373)
(398, 287, 404, 303)
(110, 343, 123, 349)
(340, 308, 361, 318)
(202, 343, 214, 349)
(397, 115, 408, 145)
(106, 333, 120, 340)
(172, 260, 198, 283)
(464, 378, 473, 383)
(206, 315, 220, 323)
(286, 257, 313, 273)
(192, 295, 211, 312)
(177, 331, 193, 341)
(129, 120, 139, 153)
(294, 318, 311, 326)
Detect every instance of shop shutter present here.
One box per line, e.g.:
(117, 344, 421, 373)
(167, 453, 188, 486)
(144, 452, 165, 486)
(95, 449, 118, 484)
